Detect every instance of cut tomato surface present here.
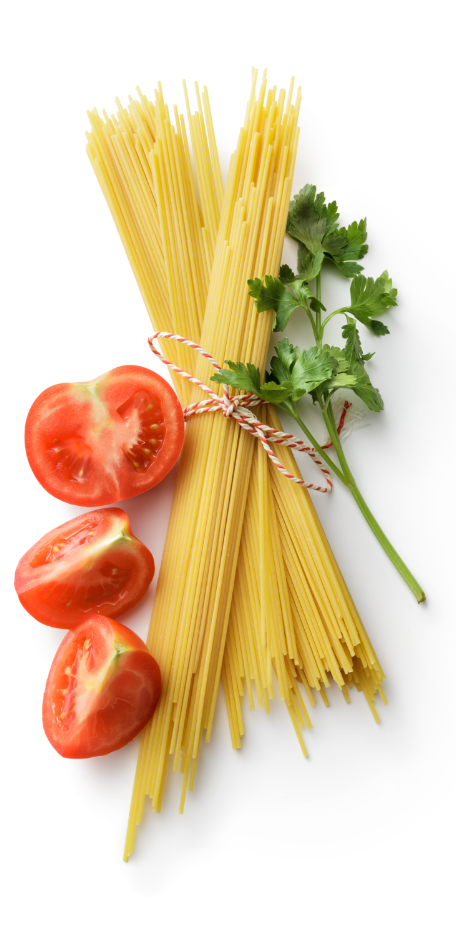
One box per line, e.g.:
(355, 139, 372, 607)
(15, 508, 154, 629)
(42, 615, 161, 758)
(25, 365, 184, 506)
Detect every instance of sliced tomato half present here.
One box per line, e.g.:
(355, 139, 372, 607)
(25, 365, 184, 506)
(42, 616, 161, 758)
(15, 508, 154, 629)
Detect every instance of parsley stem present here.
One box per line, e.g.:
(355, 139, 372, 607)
(291, 411, 348, 485)
(320, 308, 344, 331)
(315, 273, 322, 347)
(319, 399, 426, 603)
(303, 306, 319, 341)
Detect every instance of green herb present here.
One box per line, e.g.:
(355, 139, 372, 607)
(212, 186, 425, 603)
(287, 184, 368, 279)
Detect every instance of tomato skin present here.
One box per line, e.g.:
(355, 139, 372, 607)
(14, 508, 154, 629)
(25, 365, 184, 506)
(42, 616, 161, 758)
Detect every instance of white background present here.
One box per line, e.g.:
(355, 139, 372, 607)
(2, 1, 455, 926)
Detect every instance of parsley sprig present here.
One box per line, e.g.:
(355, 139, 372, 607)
(212, 186, 425, 603)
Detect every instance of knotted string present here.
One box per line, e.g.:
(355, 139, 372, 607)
(148, 332, 346, 493)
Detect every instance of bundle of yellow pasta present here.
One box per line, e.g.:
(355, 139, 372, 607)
(86, 71, 386, 859)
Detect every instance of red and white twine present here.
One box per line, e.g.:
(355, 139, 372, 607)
(148, 332, 348, 493)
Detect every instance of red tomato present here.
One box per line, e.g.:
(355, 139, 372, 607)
(42, 615, 161, 758)
(25, 365, 184, 506)
(15, 508, 154, 629)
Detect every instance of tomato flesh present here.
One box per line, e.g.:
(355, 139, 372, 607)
(15, 508, 154, 629)
(25, 365, 184, 506)
(42, 616, 161, 758)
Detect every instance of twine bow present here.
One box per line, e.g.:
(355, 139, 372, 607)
(148, 331, 336, 493)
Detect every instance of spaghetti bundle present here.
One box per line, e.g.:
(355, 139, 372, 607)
(86, 72, 386, 859)
(131, 72, 301, 839)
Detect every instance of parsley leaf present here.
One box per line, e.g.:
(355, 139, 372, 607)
(324, 344, 349, 373)
(247, 276, 281, 311)
(211, 360, 294, 405)
(211, 360, 261, 394)
(307, 345, 353, 396)
(287, 185, 338, 253)
(269, 338, 335, 400)
(272, 337, 301, 371)
(345, 270, 397, 335)
(335, 320, 384, 411)
(350, 270, 397, 315)
(347, 363, 384, 412)
(291, 347, 335, 396)
(329, 220, 368, 278)
(286, 184, 368, 280)
(297, 245, 325, 282)
(248, 276, 314, 332)
(322, 359, 383, 411)
(279, 264, 297, 284)
(211, 339, 336, 412)
(258, 380, 295, 404)
(341, 318, 375, 362)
